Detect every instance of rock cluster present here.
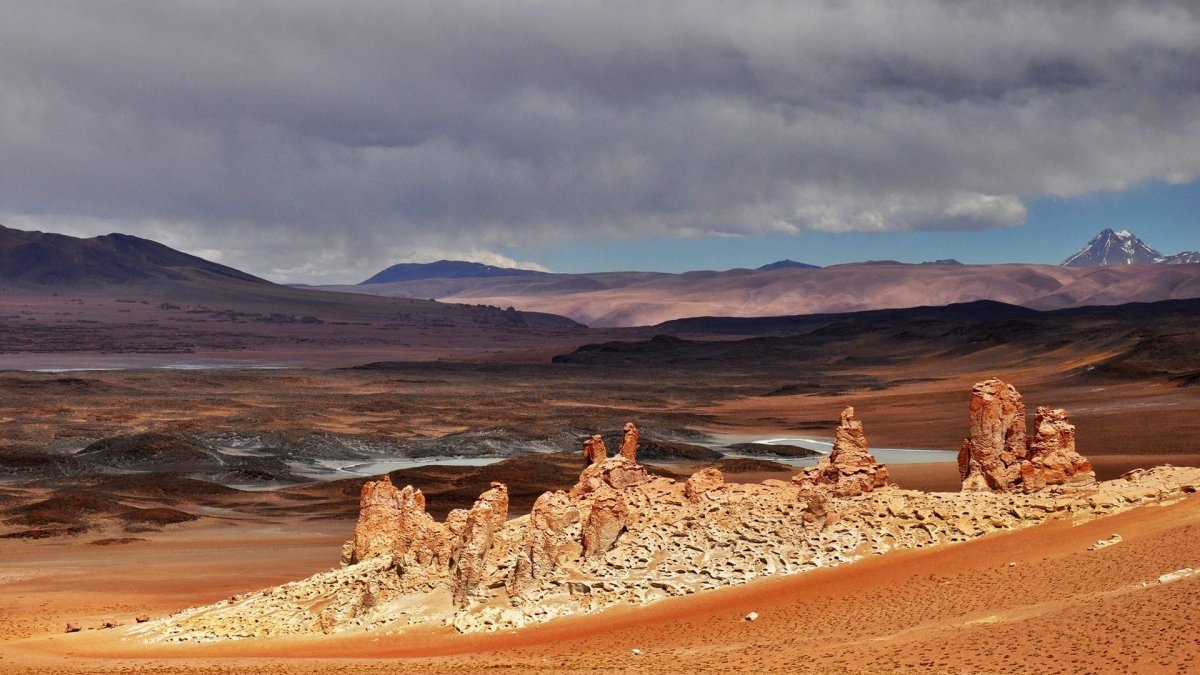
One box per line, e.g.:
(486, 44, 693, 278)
(793, 407, 888, 496)
(131, 400, 1190, 644)
(959, 380, 1095, 493)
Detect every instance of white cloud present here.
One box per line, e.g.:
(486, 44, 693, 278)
(0, 1, 1197, 281)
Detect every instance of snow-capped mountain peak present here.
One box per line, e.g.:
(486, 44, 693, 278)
(1061, 229, 1164, 267)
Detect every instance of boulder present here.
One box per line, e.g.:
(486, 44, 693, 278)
(958, 379, 1027, 491)
(793, 407, 888, 497)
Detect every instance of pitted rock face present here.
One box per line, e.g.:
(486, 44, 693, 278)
(1021, 407, 1096, 493)
(581, 485, 628, 558)
(582, 434, 608, 465)
(793, 407, 889, 497)
(959, 379, 1027, 491)
(569, 455, 652, 499)
(450, 484, 508, 608)
(684, 467, 725, 503)
(506, 490, 580, 601)
(620, 422, 640, 462)
(390, 486, 454, 573)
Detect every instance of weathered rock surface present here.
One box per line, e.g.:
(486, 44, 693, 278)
(582, 434, 607, 465)
(348, 475, 406, 564)
(959, 380, 1097, 493)
(569, 455, 651, 499)
(132, 462, 1200, 642)
(128, 396, 1197, 644)
(506, 490, 580, 602)
(793, 407, 888, 497)
(581, 485, 629, 558)
(1022, 407, 1095, 493)
(684, 467, 725, 503)
(619, 422, 639, 462)
(450, 485, 508, 607)
(959, 379, 1028, 491)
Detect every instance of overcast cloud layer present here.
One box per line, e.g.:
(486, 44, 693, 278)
(2, 1, 1199, 282)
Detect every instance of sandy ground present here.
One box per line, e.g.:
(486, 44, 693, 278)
(1, 487, 1197, 674)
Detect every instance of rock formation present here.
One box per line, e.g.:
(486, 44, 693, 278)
(581, 485, 629, 558)
(582, 434, 607, 465)
(506, 490, 580, 601)
(959, 380, 1096, 493)
(1021, 406, 1095, 493)
(348, 475, 406, 564)
(450, 484, 508, 607)
(793, 407, 888, 497)
(569, 455, 651, 499)
(684, 467, 725, 503)
(959, 379, 1028, 491)
(131, 394, 1189, 644)
(619, 422, 639, 461)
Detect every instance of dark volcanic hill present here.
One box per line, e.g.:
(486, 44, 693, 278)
(554, 298, 1200, 388)
(756, 259, 820, 271)
(361, 260, 547, 284)
(0, 224, 266, 286)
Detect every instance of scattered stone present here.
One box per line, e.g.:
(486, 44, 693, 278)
(631, 648, 642, 656)
(1088, 534, 1122, 551)
(745, 611, 759, 621)
(64, 623, 81, 634)
(99, 620, 118, 629)
(135, 614, 150, 623)
(1158, 568, 1197, 584)
(1008, 562, 1017, 568)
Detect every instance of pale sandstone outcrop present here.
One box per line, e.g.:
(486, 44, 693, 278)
(793, 407, 888, 497)
(581, 484, 629, 558)
(684, 467, 725, 503)
(619, 422, 639, 462)
(348, 476, 406, 564)
(450, 484, 509, 607)
(506, 490, 580, 601)
(131, 393, 1197, 643)
(569, 455, 651, 499)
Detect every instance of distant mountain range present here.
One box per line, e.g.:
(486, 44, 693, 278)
(362, 260, 547, 284)
(321, 229, 1197, 326)
(1062, 229, 1200, 267)
(0, 224, 267, 286)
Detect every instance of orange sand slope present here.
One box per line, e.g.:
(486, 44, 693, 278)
(3, 486, 1198, 674)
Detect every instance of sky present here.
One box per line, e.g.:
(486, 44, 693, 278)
(1, 1, 1198, 283)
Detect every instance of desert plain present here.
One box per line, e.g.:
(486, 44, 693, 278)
(1, 285, 1199, 673)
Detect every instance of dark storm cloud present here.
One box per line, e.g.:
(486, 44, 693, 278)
(2, 1, 1199, 281)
